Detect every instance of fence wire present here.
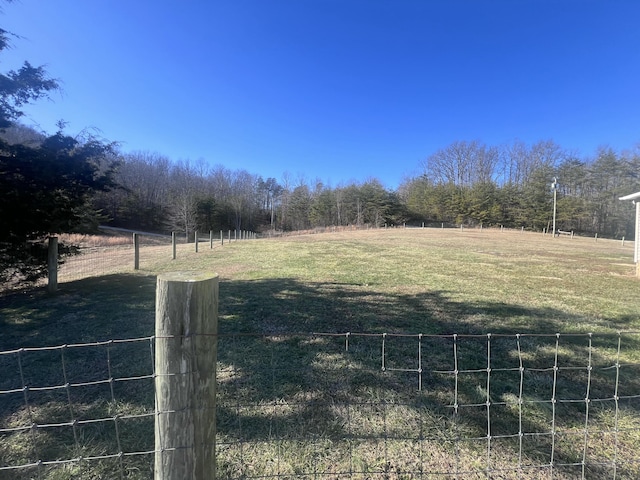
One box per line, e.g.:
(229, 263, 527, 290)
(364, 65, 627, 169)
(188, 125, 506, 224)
(217, 332, 640, 479)
(57, 232, 229, 283)
(2, 332, 640, 479)
(0, 336, 156, 479)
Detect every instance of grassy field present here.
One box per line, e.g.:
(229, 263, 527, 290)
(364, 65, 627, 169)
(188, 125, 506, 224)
(1, 228, 639, 479)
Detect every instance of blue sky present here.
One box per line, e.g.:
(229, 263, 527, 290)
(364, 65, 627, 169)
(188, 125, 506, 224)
(3, 0, 639, 189)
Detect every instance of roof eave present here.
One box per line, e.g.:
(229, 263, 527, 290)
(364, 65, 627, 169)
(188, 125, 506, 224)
(619, 191, 640, 201)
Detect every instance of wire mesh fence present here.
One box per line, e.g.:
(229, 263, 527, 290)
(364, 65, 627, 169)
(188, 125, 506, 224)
(56, 231, 236, 284)
(58, 233, 178, 283)
(2, 331, 640, 479)
(217, 331, 640, 479)
(0, 337, 156, 479)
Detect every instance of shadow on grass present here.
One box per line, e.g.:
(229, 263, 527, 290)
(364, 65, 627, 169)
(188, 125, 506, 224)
(216, 278, 640, 478)
(0, 274, 156, 350)
(0, 275, 157, 480)
(1, 274, 640, 478)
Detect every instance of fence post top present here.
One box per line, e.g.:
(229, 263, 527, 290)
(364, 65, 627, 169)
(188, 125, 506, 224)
(157, 271, 219, 283)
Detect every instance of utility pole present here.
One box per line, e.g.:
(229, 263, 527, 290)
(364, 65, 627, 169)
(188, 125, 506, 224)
(551, 177, 558, 237)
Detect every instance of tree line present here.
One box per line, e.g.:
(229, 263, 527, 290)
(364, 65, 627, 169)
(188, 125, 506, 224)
(91, 151, 408, 236)
(88, 139, 639, 240)
(401, 140, 640, 237)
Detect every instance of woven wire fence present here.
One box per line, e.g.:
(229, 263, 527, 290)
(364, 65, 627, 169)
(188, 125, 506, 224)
(218, 332, 640, 479)
(0, 337, 156, 479)
(57, 233, 163, 283)
(57, 232, 227, 283)
(2, 332, 640, 479)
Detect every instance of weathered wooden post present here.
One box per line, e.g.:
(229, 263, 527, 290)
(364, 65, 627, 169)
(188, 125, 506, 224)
(47, 236, 58, 293)
(220, 230, 224, 246)
(209, 230, 213, 249)
(133, 233, 140, 270)
(195, 230, 199, 252)
(155, 272, 218, 480)
(172, 232, 176, 260)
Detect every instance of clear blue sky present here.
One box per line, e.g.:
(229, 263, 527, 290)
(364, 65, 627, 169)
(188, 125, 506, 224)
(3, 0, 639, 189)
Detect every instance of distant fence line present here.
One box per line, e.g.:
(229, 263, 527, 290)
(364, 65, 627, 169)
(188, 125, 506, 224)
(263, 221, 632, 242)
(2, 273, 640, 478)
(47, 229, 256, 289)
(46, 223, 636, 290)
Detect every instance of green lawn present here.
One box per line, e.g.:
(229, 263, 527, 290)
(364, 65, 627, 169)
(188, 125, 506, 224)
(1, 228, 639, 479)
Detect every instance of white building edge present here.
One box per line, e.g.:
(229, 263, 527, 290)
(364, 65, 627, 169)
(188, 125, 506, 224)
(619, 191, 640, 264)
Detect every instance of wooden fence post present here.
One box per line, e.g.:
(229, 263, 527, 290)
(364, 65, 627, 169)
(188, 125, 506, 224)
(47, 236, 58, 293)
(155, 272, 219, 480)
(133, 233, 140, 270)
(172, 232, 176, 260)
(195, 230, 199, 252)
(220, 230, 224, 246)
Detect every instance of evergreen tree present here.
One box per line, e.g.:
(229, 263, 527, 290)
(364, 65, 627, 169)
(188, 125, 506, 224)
(0, 23, 119, 282)
(0, 132, 119, 281)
